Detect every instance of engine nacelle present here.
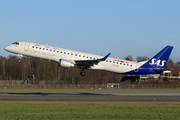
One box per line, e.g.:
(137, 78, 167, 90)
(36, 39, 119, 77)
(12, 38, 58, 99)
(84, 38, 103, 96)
(59, 59, 74, 68)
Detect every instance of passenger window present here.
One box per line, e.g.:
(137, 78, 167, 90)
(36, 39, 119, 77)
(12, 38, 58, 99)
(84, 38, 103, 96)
(54, 50, 55, 52)
(36, 47, 38, 49)
(117, 62, 118, 64)
(67, 53, 69, 55)
(110, 61, 111, 63)
(131, 65, 132, 67)
(64, 52, 66, 54)
(90, 57, 92, 59)
(43, 48, 45, 50)
(127, 64, 129, 66)
(106, 60, 108, 62)
(71, 53, 73, 55)
(32, 46, 34, 48)
(50, 50, 52, 51)
(39, 47, 41, 49)
(79, 55, 81, 57)
(46, 49, 48, 51)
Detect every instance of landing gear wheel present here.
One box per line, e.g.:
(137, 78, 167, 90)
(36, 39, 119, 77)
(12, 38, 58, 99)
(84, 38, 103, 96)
(80, 66, 86, 76)
(18, 54, 22, 63)
(80, 71, 86, 76)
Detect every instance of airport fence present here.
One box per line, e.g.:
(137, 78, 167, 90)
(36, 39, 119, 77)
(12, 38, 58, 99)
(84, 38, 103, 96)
(0, 84, 180, 89)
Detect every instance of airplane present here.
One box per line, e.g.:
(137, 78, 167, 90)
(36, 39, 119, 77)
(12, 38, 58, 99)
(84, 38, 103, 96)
(4, 41, 173, 76)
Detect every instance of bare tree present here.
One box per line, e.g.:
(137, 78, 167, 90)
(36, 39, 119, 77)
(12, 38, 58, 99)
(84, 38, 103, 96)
(2, 55, 127, 84)
(136, 56, 149, 62)
(165, 58, 175, 69)
(0, 56, 6, 80)
(124, 55, 133, 61)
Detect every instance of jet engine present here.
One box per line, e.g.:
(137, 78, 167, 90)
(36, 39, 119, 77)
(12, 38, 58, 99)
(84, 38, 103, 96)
(59, 59, 74, 68)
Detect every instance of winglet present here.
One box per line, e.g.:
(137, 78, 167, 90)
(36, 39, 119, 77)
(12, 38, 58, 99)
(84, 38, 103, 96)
(98, 53, 111, 61)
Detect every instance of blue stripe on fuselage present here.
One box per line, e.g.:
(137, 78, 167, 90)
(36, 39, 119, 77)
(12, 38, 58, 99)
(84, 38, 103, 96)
(123, 67, 157, 74)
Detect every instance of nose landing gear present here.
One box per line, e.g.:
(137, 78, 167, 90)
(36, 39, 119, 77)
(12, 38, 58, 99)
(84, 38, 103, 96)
(18, 54, 22, 63)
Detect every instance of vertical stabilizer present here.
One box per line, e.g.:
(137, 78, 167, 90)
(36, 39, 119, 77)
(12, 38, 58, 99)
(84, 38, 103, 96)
(143, 46, 173, 69)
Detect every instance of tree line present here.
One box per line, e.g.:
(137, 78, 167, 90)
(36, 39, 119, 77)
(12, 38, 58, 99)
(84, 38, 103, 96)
(0, 55, 179, 84)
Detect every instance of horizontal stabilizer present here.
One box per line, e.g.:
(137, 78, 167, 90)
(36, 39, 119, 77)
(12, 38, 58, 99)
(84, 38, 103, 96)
(152, 68, 173, 74)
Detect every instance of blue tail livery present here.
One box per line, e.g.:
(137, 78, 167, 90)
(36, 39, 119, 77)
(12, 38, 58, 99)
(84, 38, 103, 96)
(124, 46, 173, 74)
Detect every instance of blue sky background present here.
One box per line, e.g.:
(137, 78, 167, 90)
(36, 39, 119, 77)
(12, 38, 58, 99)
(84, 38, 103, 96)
(0, 0, 179, 62)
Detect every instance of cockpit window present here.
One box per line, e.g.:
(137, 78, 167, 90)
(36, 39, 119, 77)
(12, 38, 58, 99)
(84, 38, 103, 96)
(12, 42, 19, 45)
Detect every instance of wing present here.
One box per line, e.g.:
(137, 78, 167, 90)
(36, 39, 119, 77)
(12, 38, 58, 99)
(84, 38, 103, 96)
(74, 53, 111, 68)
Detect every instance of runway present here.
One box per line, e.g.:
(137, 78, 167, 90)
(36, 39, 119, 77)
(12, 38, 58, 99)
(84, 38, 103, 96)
(1, 93, 180, 101)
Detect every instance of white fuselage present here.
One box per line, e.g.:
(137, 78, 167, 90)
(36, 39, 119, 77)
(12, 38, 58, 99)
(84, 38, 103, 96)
(4, 41, 143, 73)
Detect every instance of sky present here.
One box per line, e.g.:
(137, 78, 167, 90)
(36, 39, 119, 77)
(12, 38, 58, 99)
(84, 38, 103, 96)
(0, 0, 180, 62)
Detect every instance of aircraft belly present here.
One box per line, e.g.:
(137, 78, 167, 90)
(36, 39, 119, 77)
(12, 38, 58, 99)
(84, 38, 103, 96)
(101, 63, 135, 73)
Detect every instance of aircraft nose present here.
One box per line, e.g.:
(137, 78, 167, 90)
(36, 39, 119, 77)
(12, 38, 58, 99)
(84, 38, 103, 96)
(4, 46, 10, 51)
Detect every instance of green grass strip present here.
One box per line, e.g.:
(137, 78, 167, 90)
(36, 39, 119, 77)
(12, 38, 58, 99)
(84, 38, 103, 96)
(0, 102, 180, 120)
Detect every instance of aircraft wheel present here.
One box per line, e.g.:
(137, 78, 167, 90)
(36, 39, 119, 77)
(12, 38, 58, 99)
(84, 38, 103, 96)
(80, 71, 86, 76)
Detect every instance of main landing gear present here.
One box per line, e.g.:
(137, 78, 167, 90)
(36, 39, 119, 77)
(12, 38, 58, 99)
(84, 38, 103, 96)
(80, 66, 86, 76)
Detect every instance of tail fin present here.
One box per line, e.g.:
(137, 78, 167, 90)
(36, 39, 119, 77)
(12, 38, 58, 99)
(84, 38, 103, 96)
(143, 46, 173, 69)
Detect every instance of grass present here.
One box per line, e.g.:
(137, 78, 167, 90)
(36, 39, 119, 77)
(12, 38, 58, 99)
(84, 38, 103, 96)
(0, 89, 179, 119)
(1, 88, 180, 93)
(0, 101, 180, 120)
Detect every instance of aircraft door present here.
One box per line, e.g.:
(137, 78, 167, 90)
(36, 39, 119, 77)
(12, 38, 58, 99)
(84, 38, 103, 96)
(134, 64, 139, 72)
(24, 42, 30, 51)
